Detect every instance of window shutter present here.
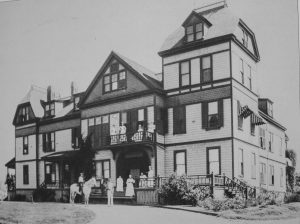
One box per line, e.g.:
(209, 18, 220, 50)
(42, 133, 46, 152)
(173, 107, 179, 134)
(156, 107, 162, 134)
(71, 128, 75, 148)
(163, 108, 168, 134)
(202, 102, 208, 129)
(181, 106, 186, 133)
(173, 106, 186, 134)
(218, 99, 224, 127)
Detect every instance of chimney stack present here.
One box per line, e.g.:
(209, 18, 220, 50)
(71, 82, 74, 98)
(47, 85, 52, 102)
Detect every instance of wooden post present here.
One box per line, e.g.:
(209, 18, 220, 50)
(210, 172, 214, 197)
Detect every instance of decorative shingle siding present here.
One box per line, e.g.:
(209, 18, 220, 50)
(164, 140, 232, 177)
(39, 119, 80, 133)
(16, 161, 36, 189)
(85, 70, 149, 105)
(166, 86, 231, 107)
(82, 95, 154, 118)
(163, 42, 230, 65)
(165, 98, 231, 144)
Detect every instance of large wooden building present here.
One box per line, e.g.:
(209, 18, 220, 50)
(9, 2, 287, 201)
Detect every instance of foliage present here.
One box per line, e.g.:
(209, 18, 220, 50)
(32, 188, 56, 202)
(158, 174, 211, 206)
(284, 192, 300, 203)
(286, 166, 295, 192)
(79, 134, 96, 180)
(286, 149, 297, 167)
(11, 194, 26, 202)
(198, 196, 246, 212)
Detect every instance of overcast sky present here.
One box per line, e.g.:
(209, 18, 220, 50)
(0, 0, 299, 182)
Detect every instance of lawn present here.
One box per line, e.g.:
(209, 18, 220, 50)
(0, 201, 95, 224)
(218, 202, 300, 220)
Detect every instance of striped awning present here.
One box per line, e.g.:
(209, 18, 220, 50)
(239, 105, 253, 118)
(251, 113, 265, 126)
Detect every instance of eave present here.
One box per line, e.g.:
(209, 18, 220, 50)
(259, 110, 286, 131)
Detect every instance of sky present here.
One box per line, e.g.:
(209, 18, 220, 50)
(0, 0, 299, 183)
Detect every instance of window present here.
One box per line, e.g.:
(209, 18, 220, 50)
(95, 160, 111, 179)
(280, 168, 283, 187)
(280, 138, 283, 156)
(201, 56, 212, 83)
(18, 106, 30, 123)
(208, 101, 219, 129)
(251, 153, 256, 179)
(242, 29, 249, 48)
(72, 127, 81, 148)
(248, 65, 252, 90)
(207, 147, 220, 175)
(237, 101, 243, 130)
(173, 106, 186, 134)
(23, 165, 29, 185)
(268, 132, 274, 152)
(240, 59, 244, 84)
(45, 102, 55, 117)
(45, 163, 56, 184)
(23, 136, 28, 155)
(269, 165, 274, 186)
(74, 96, 80, 109)
(267, 101, 273, 117)
(260, 163, 266, 185)
(259, 128, 266, 149)
(43, 132, 55, 152)
(238, 148, 244, 177)
(103, 63, 126, 93)
(174, 151, 186, 176)
(250, 118, 255, 135)
(180, 61, 190, 87)
(186, 22, 203, 42)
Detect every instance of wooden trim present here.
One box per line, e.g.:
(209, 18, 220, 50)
(206, 146, 221, 175)
(15, 159, 37, 163)
(173, 149, 187, 174)
(102, 70, 127, 95)
(165, 137, 231, 147)
(229, 40, 234, 179)
(94, 159, 111, 178)
(259, 155, 286, 165)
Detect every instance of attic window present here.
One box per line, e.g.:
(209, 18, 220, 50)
(186, 22, 203, 42)
(18, 106, 30, 123)
(45, 102, 55, 117)
(103, 63, 126, 93)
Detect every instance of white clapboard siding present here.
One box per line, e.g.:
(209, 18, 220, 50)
(163, 63, 179, 90)
(16, 161, 36, 189)
(213, 51, 230, 80)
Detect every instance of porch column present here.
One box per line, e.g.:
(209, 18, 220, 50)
(59, 159, 63, 189)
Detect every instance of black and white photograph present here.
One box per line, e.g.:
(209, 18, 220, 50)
(0, 0, 300, 223)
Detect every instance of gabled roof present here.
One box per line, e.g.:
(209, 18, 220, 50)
(182, 11, 212, 27)
(79, 51, 162, 106)
(15, 85, 46, 120)
(259, 110, 286, 131)
(159, 3, 260, 61)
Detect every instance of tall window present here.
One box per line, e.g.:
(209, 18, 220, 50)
(208, 101, 219, 129)
(237, 101, 243, 130)
(267, 101, 273, 117)
(238, 148, 244, 177)
(242, 29, 249, 48)
(23, 165, 29, 185)
(269, 165, 274, 186)
(180, 61, 190, 86)
(45, 163, 56, 184)
(280, 138, 283, 156)
(260, 163, 266, 185)
(248, 65, 252, 90)
(19, 106, 30, 123)
(43, 132, 55, 152)
(138, 108, 146, 129)
(174, 150, 186, 176)
(23, 136, 28, 155)
(280, 168, 283, 187)
(268, 132, 274, 152)
(186, 22, 203, 42)
(45, 102, 55, 117)
(259, 128, 266, 149)
(103, 63, 126, 93)
(95, 160, 111, 179)
(250, 119, 255, 135)
(207, 147, 220, 175)
(173, 106, 186, 134)
(201, 56, 212, 83)
(251, 153, 256, 179)
(72, 127, 81, 148)
(240, 59, 244, 84)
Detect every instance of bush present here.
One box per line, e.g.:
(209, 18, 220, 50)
(158, 174, 211, 206)
(11, 194, 26, 201)
(198, 196, 246, 212)
(284, 193, 300, 203)
(32, 188, 56, 202)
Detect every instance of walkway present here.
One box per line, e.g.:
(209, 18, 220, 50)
(86, 204, 300, 224)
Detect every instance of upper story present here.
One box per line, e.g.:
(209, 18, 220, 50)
(159, 2, 260, 97)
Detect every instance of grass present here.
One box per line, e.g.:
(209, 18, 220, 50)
(0, 201, 95, 224)
(218, 202, 300, 220)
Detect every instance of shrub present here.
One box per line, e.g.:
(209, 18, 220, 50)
(198, 196, 246, 212)
(11, 194, 26, 201)
(32, 188, 55, 202)
(284, 193, 300, 203)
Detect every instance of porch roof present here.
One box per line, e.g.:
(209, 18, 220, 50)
(5, 157, 15, 169)
(41, 150, 83, 162)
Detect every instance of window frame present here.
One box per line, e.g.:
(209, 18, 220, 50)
(207, 147, 221, 175)
(23, 136, 29, 155)
(238, 148, 244, 177)
(268, 132, 274, 152)
(269, 165, 274, 186)
(23, 165, 29, 185)
(250, 118, 255, 136)
(45, 163, 56, 184)
(173, 106, 186, 135)
(174, 150, 187, 176)
(248, 65, 252, 90)
(260, 162, 266, 185)
(201, 55, 213, 83)
(240, 58, 244, 84)
(95, 159, 111, 179)
(43, 132, 55, 152)
(185, 22, 204, 43)
(179, 60, 191, 87)
(207, 101, 220, 129)
(259, 128, 266, 149)
(103, 67, 127, 94)
(251, 153, 256, 179)
(45, 102, 55, 118)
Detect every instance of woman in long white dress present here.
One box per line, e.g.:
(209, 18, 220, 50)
(116, 176, 124, 192)
(125, 175, 135, 197)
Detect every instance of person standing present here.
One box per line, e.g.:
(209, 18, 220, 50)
(125, 175, 135, 197)
(116, 176, 124, 192)
(107, 178, 114, 206)
(78, 173, 84, 194)
(147, 166, 154, 187)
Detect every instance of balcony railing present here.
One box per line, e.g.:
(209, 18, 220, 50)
(107, 131, 155, 146)
(43, 181, 70, 189)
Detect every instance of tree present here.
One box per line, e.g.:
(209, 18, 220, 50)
(79, 134, 96, 180)
(286, 149, 297, 192)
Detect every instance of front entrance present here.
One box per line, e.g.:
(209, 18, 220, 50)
(116, 149, 151, 184)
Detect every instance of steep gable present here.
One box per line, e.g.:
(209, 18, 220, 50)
(80, 51, 162, 107)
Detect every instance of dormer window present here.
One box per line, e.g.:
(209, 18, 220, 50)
(19, 106, 30, 123)
(103, 63, 127, 93)
(45, 102, 55, 117)
(186, 22, 203, 42)
(74, 96, 80, 110)
(267, 101, 273, 117)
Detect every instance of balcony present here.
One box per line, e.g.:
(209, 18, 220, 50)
(105, 130, 155, 147)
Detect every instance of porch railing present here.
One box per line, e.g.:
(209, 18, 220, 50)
(41, 181, 70, 189)
(107, 131, 155, 146)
